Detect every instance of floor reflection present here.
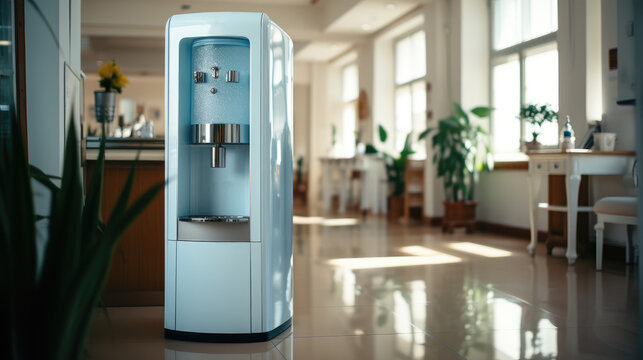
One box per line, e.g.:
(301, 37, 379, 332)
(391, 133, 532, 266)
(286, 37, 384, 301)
(87, 216, 639, 359)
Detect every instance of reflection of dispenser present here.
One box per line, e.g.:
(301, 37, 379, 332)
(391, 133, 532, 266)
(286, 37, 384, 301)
(164, 13, 293, 342)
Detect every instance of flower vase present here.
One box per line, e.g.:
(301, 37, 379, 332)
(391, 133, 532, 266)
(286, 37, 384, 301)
(94, 90, 116, 135)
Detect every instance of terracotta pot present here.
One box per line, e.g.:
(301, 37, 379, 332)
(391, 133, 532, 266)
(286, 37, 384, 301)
(389, 195, 404, 222)
(442, 201, 477, 234)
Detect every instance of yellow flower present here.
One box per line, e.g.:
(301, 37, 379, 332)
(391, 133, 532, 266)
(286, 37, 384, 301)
(98, 61, 117, 79)
(113, 72, 129, 88)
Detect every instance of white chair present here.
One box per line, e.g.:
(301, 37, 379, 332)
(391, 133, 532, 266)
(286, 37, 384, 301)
(594, 197, 638, 271)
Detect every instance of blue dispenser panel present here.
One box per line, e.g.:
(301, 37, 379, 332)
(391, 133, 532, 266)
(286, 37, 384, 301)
(191, 38, 250, 125)
(189, 145, 250, 216)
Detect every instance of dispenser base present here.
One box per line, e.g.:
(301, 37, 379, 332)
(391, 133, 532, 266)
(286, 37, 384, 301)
(164, 318, 291, 343)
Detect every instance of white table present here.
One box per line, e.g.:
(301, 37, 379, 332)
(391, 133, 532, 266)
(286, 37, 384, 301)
(526, 150, 636, 264)
(321, 155, 387, 215)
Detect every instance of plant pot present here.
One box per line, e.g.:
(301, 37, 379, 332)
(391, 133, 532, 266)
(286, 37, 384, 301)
(388, 195, 404, 222)
(94, 90, 116, 124)
(524, 139, 542, 151)
(442, 201, 477, 234)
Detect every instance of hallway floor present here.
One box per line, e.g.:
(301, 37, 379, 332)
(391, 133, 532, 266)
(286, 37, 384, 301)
(87, 216, 639, 359)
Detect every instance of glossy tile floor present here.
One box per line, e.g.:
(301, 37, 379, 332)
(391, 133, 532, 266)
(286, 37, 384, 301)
(87, 216, 640, 359)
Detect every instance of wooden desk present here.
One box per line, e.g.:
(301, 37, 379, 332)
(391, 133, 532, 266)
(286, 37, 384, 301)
(526, 150, 635, 264)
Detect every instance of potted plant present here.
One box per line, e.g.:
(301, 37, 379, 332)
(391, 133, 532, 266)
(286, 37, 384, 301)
(519, 103, 558, 151)
(368, 125, 415, 221)
(1, 113, 162, 359)
(95, 60, 129, 134)
(419, 103, 493, 233)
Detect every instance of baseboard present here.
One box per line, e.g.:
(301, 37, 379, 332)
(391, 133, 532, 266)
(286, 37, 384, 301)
(423, 216, 442, 226)
(476, 221, 548, 242)
(423, 217, 549, 242)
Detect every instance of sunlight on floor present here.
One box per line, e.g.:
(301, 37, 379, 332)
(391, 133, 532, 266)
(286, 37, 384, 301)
(448, 242, 513, 257)
(293, 216, 359, 227)
(327, 254, 461, 270)
(399, 245, 443, 256)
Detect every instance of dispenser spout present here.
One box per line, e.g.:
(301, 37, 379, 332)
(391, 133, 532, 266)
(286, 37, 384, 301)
(212, 144, 226, 168)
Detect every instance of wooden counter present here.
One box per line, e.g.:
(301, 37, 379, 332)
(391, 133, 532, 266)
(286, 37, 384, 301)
(85, 148, 165, 306)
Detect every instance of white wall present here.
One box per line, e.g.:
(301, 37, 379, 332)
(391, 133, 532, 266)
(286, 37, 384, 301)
(307, 62, 329, 208)
(423, 1, 451, 217)
(293, 84, 310, 166)
(460, 0, 489, 111)
(356, 41, 374, 145)
(372, 31, 396, 153)
(600, 0, 636, 151)
(25, 0, 81, 252)
(293, 62, 312, 174)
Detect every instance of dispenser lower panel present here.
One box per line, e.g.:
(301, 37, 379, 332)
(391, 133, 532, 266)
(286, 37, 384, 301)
(175, 241, 250, 334)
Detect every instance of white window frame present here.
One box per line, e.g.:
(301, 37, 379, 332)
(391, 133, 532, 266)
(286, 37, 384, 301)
(489, 0, 558, 156)
(393, 28, 426, 156)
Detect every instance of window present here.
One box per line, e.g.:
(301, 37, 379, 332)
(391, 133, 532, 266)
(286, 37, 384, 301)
(394, 30, 426, 156)
(341, 63, 358, 156)
(0, 0, 17, 140)
(491, 0, 558, 157)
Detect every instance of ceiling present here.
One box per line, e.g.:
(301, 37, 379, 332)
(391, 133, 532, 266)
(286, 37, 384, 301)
(294, 41, 354, 62)
(325, 0, 418, 34)
(82, 0, 427, 73)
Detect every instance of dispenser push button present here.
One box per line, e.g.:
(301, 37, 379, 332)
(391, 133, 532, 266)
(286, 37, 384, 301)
(226, 70, 239, 83)
(194, 71, 205, 83)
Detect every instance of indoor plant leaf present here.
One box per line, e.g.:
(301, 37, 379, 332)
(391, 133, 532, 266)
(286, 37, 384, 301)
(378, 124, 388, 143)
(470, 106, 493, 118)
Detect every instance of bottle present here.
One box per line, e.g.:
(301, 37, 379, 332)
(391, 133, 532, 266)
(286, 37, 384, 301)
(560, 115, 575, 151)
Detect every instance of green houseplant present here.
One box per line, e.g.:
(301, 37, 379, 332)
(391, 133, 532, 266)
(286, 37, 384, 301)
(378, 125, 416, 197)
(1, 115, 162, 360)
(519, 103, 558, 150)
(419, 103, 493, 233)
(365, 125, 415, 221)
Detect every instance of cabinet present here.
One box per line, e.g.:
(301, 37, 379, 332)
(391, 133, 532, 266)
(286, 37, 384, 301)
(85, 159, 165, 306)
(175, 241, 251, 334)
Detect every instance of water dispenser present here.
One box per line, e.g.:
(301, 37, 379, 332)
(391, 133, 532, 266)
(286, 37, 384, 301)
(164, 12, 293, 342)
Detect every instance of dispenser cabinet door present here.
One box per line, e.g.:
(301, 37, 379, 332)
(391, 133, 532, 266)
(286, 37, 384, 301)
(175, 241, 250, 333)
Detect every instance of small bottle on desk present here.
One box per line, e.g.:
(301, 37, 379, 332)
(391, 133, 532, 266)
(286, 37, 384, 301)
(560, 115, 575, 150)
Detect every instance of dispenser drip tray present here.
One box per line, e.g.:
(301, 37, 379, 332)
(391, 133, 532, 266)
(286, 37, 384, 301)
(179, 215, 249, 223)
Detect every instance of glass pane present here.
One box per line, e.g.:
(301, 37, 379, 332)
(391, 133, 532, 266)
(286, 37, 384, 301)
(395, 36, 412, 84)
(412, 113, 426, 157)
(493, 0, 557, 50)
(396, 30, 426, 85)
(342, 103, 356, 156)
(342, 64, 359, 102)
(411, 80, 426, 114)
(493, 0, 521, 50)
(395, 85, 412, 152)
(492, 58, 520, 154)
(524, 46, 558, 146)
(410, 31, 426, 81)
(524, 0, 558, 41)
